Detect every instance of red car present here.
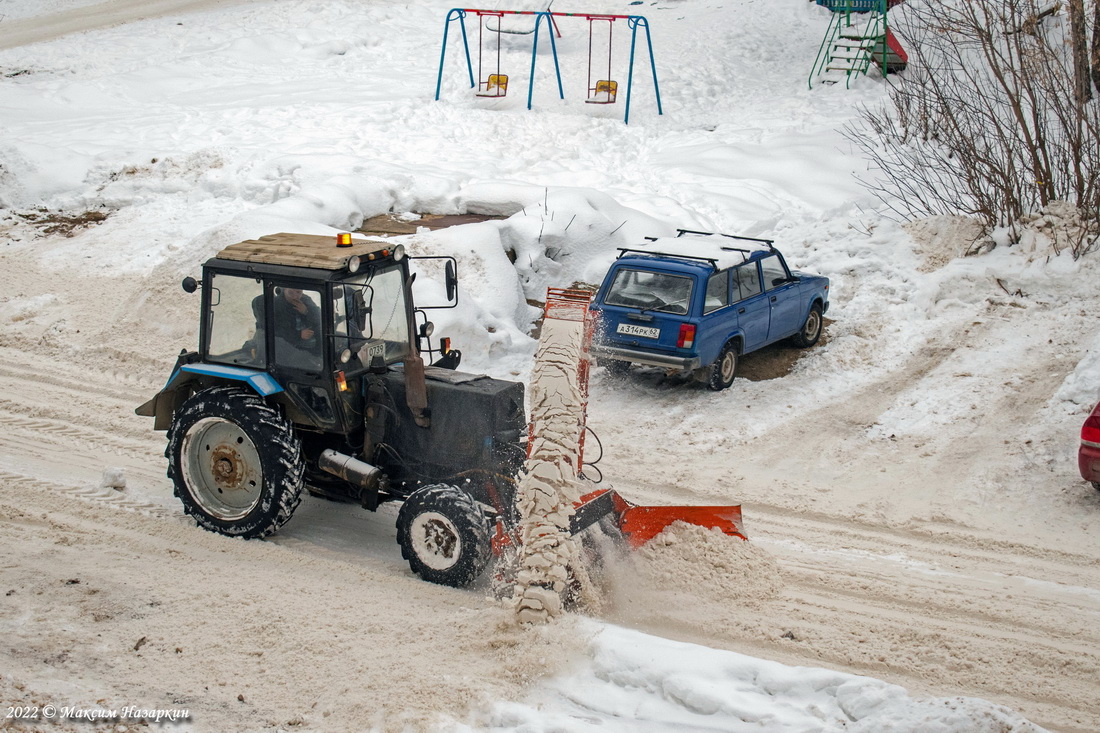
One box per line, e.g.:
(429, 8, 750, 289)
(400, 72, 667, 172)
(1080, 401, 1100, 490)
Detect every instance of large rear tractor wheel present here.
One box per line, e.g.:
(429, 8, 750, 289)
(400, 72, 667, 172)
(396, 484, 491, 587)
(167, 386, 304, 539)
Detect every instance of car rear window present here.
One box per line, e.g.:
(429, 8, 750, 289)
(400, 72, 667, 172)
(605, 268, 694, 315)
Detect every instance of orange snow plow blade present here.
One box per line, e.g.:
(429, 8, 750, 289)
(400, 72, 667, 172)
(572, 489, 746, 549)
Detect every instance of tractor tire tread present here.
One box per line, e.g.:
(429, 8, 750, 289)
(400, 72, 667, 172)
(166, 385, 304, 539)
(396, 484, 491, 587)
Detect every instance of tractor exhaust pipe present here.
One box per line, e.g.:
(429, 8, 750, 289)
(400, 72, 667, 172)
(318, 449, 383, 492)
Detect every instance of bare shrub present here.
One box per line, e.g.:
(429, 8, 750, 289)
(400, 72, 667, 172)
(848, 0, 1100, 259)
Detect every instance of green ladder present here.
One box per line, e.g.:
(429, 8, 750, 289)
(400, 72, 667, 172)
(809, 1, 888, 89)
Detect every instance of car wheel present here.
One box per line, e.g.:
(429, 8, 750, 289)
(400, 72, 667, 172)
(396, 484, 492, 587)
(792, 302, 823, 347)
(707, 343, 738, 391)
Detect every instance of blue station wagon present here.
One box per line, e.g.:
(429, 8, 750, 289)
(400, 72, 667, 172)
(589, 230, 830, 390)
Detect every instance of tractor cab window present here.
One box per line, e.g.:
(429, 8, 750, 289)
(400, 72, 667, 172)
(332, 284, 366, 362)
(206, 273, 265, 367)
(272, 285, 323, 372)
(335, 265, 411, 372)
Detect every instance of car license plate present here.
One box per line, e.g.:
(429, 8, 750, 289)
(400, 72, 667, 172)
(616, 323, 660, 339)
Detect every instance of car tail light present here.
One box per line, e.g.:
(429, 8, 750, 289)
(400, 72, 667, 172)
(677, 324, 695, 349)
(1083, 413, 1100, 448)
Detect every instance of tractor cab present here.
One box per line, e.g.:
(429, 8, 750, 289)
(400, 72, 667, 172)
(183, 233, 456, 436)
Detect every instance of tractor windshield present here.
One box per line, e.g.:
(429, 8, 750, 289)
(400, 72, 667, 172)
(334, 264, 411, 371)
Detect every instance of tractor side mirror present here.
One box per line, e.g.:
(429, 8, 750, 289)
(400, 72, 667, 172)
(181, 277, 199, 293)
(445, 260, 457, 302)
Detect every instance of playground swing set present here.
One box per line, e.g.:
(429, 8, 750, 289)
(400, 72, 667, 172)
(435, 8, 663, 124)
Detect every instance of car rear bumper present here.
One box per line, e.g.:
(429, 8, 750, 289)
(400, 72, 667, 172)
(591, 344, 701, 371)
(1079, 442, 1100, 484)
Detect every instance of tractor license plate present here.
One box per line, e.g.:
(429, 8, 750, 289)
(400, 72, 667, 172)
(365, 341, 385, 361)
(616, 323, 660, 339)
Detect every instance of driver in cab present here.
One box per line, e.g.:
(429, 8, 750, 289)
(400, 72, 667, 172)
(273, 287, 322, 369)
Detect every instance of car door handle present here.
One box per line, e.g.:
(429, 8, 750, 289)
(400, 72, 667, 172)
(738, 308, 746, 314)
(770, 296, 777, 302)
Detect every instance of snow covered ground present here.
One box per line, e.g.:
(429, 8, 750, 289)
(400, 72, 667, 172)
(0, 0, 1097, 731)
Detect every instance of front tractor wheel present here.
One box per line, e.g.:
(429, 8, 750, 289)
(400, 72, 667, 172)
(396, 485, 491, 587)
(167, 386, 304, 539)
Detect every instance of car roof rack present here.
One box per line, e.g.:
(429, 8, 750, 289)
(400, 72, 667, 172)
(616, 247, 721, 266)
(623, 230, 776, 267)
(673, 228, 775, 248)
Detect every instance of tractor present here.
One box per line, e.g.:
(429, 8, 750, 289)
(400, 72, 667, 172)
(137, 232, 745, 588)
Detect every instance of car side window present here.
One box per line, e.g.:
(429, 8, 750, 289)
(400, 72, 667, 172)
(704, 270, 730, 314)
(733, 263, 762, 302)
(760, 254, 791, 291)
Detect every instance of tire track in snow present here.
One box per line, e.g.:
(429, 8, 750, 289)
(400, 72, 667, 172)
(589, 315, 1100, 732)
(606, 518, 1100, 733)
(0, 469, 173, 519)
(0, 348, 161, 401)
(0, 410, 156, 461)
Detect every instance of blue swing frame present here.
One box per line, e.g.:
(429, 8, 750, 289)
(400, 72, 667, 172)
(434, 8, 663, 125)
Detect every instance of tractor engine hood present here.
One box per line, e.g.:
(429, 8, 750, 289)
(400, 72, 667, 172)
(376, 365, 526, 490)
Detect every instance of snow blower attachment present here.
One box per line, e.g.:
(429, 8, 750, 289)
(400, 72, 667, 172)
(544, 288, 747, 548)
(137, 233, 743, 601)
(510, 288, 747, 622)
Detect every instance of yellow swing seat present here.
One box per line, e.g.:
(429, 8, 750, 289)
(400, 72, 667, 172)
(586, 80, 618, 104)
(477, 74, 509, 97)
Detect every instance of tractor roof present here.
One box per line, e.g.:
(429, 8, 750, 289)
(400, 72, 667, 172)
(213, 232, 397, 270)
